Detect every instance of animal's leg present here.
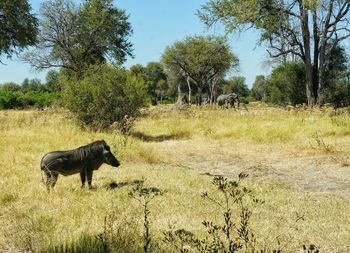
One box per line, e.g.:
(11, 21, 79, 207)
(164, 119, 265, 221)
(86, 168, 93, 190)
(44, 170, 51, 192)
(50, 172, 59, 190)
(80, 170, 86, 188)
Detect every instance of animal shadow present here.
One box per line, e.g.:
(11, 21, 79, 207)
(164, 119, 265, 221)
(106, 180, 144, 190)
(131, 131, 189, 142)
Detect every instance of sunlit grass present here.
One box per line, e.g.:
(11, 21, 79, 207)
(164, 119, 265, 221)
(1, 106, 350, 252)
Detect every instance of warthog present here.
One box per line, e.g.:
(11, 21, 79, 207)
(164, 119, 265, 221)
(40, 140, 120, 191)
(217, 93, 240, 109)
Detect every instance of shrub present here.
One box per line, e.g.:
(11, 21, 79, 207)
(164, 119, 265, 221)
(0, 90, 21, 109)
(265, 62, 306, 106)
(19, 91, 60, 108)
(63, 65, 147, 130)
(0, 90, 60, 109)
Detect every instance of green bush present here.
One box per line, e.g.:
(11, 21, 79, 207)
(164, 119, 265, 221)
(63, 65, 147, 130)
(0, 90, 60, 109)
(265, 62, 306, 106)
(19, 92, 60, 108)
(0, 90, 21, 109)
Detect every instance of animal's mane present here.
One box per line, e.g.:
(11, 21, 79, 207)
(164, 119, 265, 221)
(72, 140, 106, 160)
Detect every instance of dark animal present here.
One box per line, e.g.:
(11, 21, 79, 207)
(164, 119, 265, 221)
(40, 140, 120, 191)
(217, 93, 240, 109)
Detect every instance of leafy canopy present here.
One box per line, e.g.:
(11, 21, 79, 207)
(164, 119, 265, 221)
(162, 35, 238, 88)
(0, 0, 38, 60)
(24, 0, 133, 75)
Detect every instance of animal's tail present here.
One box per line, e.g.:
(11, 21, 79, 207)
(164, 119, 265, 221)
(40, 159, 48, 186)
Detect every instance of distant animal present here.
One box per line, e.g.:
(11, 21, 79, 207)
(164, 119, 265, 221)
(217, 93, 240, 109)
(40, 140, 120, 191)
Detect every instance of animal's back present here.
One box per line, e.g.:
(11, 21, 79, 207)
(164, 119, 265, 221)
(40, 151, 74, 174)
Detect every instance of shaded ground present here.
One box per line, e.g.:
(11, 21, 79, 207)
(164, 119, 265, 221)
(147, 138, 350, 200)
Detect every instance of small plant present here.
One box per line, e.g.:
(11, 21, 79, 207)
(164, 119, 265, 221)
(163, 227, 200, 253)
(164, 173, 265, 253)
(129, 183, 164, 253)
(302, 244, 319, 253)
(309, 132, 334, 153)
(199, 173, 264, 253)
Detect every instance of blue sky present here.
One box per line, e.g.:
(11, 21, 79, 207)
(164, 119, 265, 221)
(0, 0, 270, 87)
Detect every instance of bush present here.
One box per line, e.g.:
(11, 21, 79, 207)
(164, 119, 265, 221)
(63, 65, 147, 130)
(0, 90, 21, 109)
(0, 90, 60, 109)
(19, 92, 60, 108)
(265, 62, 306, 106)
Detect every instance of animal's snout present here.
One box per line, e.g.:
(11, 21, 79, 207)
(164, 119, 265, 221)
(112, 160, 120, 167)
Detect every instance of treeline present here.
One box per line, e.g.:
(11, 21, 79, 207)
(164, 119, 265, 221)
(0, 72, 62, 109)
(2, 0, 350, 130)
(252, 46, 350, 107)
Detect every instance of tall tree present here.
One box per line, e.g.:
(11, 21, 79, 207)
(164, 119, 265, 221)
(144, 62, 167, 104)
(251, 75, 266, 101)
(224, 76, 250, 98)
(0, 0, 38, 60)
(24, 0, 133, 76)
(161, 35, 238, 105)
(198, 0, 350, 106)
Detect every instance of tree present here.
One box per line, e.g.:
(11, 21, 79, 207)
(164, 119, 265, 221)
(21, 78, 46, 93)
(323, 44, 350, 107)
(224, 76, 250, 98)
(130, 64, 145, 76)
(162, 35, 238, 105)
(144, 62, 167, 104)
(0, 82, 21, 92)
(24, 0, 133, 76)
(45, 70, 63, 92)
(0, 0, 37, 60)
(251, 75, 266, 101)
(198, 0, 350, 106)
(265, 62, 306, 105)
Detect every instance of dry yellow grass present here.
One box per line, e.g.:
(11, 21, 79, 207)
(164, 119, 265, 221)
(1, 105, 350, 252)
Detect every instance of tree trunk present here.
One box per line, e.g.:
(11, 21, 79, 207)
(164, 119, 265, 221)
(186, 76, 191, 106)
(300, 4, 316, 106)
(176, 83, 183, 104)
(197, 86, 203, 106)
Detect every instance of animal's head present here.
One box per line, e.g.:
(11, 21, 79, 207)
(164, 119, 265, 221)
(101, 141, 120, 167)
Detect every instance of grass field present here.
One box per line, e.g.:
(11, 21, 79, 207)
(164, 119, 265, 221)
(1, 104, 350, 252)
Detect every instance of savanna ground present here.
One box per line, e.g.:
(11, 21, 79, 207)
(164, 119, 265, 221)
(1, 103, 350, 252)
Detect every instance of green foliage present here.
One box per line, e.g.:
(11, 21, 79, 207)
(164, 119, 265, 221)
(144, 62, 167, 100)
(223, 76, 250, 98)
(63, 64, 147, 130)
(20, 91, 60, 108)
(162, 35, 238, 102)
(21, 78, 47, 93)
(0, 90, 20, 109)
(0, 82, 21, 92)
(323, 45, 350, 107)
(0, 90, 60, 109)
(46, 70, 64, 92)
(0, 0, 38, 59)
(251, 75, 266, 101)
(265, 62, 306, 105)
(24, 0, 133, 75)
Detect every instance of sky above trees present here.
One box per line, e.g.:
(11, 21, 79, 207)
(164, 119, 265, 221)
(0, 0, 269, 87)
